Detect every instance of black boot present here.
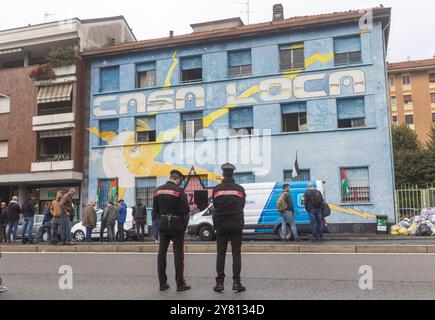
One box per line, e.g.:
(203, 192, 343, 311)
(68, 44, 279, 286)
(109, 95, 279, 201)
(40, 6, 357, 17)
(214, 278, 224, 293)
(233, 280, 246, 293)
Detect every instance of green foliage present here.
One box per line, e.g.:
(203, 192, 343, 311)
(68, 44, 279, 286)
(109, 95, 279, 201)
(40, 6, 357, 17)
(47, 47, 76, 68)
(392, 125, 435, 187)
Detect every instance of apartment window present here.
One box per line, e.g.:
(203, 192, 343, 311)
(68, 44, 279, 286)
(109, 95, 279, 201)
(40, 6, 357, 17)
(136, 178, 157, 208)
(234, 173, 255, 184)
(404, 95, 413, 105)
(334, 35, 362, 66)
(99, 119, 119, 146)
(229, 107, 253, 136)
(136, 117, 156, 143)
(38, 101, 72, 116)
(0, 95, 11, 114)
(136, 62, 156, 88)
(182, 112, 203, 140)
(337, 97, 366, 129)
(279, 44, 305, 71)
(0, 141, 8, 158)
(402, 75, 411, 86)
(389, 76, 395, 87)
(228, 50, 252, 78)
(429, 73, 435, 83)
(405, 114, 414, 127)
(100, 66, 120, 92)
(181, 56, 203, 83)
(284, 170, 311, 182)
(392, 115, 398, 126)
(282, 102, 308, 133)
(432, 113, 435, 124)
(38, 130, 72, 162)
(391, 96, 397, 107)
(431, 93, 435, 103)
(341, 167, 371, 204)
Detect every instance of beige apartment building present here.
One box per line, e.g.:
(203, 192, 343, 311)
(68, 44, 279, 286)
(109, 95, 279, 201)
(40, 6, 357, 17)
(388, 58, 435, 144)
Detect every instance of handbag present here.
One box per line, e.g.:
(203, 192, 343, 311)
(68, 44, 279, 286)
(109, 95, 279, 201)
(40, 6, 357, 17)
(322, 202, 331, 218)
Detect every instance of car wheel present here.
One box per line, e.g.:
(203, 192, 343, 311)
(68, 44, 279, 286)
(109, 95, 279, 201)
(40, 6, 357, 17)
(277, 225, 293, 241)
(198, 225, 214, 241)
(116, 231, 127, 242)
(74, 230, 86, 243)
(41, 230, 49, 243)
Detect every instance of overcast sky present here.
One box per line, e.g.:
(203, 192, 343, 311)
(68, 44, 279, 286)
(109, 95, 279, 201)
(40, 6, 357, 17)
(1, 0, 434, 62)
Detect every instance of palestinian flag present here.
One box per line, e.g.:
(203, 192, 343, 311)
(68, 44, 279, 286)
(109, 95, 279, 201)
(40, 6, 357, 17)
(110, 178, 119, 202)
(97, 180, 102, 205)
(292, 157, 300, 182)
(341, 168, 350, 197)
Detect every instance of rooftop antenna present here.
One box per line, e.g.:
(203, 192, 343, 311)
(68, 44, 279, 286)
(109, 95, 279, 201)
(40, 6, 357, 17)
(44, 11, 56, 23)
(240, 0, 253, 24)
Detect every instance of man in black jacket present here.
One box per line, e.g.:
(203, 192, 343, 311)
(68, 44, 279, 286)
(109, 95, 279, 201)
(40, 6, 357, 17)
(21, 195, 36, 244)
(7, 196, 21, 244)
(132, 200, 147, 242)
(212, 163, 246, 293)
(303, 183, 325, 242)
(0, 203, 8, 243)
(153, 170, 190, 292)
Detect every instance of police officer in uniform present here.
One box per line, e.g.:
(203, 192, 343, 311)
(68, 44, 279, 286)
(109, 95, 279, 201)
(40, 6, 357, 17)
(213, 163, 246, 293)
(153, 170, 191, 292)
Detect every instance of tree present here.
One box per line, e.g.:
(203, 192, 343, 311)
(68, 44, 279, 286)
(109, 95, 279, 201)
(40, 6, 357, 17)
(422, 126, 435, 184)
(392, 125, 426, 187)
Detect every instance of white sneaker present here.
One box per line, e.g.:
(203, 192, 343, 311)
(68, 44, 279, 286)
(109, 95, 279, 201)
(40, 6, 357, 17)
(0, 286, 8, 293)
(155, 240, 159, 244)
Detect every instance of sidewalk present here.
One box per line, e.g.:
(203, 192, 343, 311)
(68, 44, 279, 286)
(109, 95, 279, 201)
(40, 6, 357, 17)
(1, 235, 435, 254)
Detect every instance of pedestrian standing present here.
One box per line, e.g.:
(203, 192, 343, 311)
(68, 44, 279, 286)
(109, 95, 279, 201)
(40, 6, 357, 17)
(303, 183, 325, 242)
(61, 188, 76, 246)
(0, 253, 7, 293)
(117, 200, 127, 242)
(7, 196, 21, 244)
(0, 202, 8, 243)
(82, 201, 97, 243)
(151, 209, 160, 244)
(21, 194, 36, 244)
(212, 163, 246, 293)
(154, 170, 191, 292)
(50, 191, 64, 245)
(35, 201, 52, 244)
(104, 202, 119, 242)
(277, 184, 302, 242)
(133, 200, 147, 242)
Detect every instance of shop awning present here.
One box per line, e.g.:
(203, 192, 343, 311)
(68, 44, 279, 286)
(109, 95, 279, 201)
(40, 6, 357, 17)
(39, 129, 73, 139)
(37, 84, 73, 104)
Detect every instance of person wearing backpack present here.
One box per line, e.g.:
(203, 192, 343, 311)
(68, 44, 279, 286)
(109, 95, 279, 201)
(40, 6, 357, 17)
(303, 183, 325, 242)
(277, 184, 301, 242)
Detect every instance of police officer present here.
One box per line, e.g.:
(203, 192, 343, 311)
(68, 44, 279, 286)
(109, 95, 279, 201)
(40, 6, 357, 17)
(213, 163, 246, 293)
(153, 170, 191, 292)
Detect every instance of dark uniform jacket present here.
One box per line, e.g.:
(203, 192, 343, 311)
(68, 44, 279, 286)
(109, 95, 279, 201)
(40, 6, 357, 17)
(212, 178, 246, 231)
(153, 181, 189, 231)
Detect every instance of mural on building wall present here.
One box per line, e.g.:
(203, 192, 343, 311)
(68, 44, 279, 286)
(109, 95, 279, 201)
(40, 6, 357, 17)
(88, 48, 388, 222)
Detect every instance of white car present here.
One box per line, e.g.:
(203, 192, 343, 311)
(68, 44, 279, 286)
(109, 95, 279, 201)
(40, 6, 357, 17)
(71, 208, 144, 242)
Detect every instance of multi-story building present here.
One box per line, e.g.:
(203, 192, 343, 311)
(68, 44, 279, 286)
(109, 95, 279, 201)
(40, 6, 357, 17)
(0, 17, 135, 219)
(83, 5, 395, 232)
(388, 58, 435, 143)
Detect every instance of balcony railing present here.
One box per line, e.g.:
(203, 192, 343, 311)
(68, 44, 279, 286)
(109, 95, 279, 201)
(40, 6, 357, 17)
(38, 153, 72, 162)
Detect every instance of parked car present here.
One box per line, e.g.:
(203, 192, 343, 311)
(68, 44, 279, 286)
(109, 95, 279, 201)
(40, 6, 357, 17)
(16, 215, 45, 241)
(71, 208, 150, 242)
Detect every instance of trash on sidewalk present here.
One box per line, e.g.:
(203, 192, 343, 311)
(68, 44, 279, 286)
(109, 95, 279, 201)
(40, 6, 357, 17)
(392, 208, 435, 236)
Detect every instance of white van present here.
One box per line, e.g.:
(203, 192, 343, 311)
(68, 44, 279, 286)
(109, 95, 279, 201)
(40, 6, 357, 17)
(188, 181, 324, 241)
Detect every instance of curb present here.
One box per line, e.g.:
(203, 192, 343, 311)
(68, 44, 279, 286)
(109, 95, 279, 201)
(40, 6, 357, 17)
(2, 244, 435, 254)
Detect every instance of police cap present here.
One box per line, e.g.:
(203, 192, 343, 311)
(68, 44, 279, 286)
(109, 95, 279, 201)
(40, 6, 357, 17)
(221, 163, 236, 173)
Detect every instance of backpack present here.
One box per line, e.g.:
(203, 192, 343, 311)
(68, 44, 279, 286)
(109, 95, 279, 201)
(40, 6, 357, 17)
(277, 193, 287, 212)
(311, 190, 324, 209)
(322, 202, 331, 218)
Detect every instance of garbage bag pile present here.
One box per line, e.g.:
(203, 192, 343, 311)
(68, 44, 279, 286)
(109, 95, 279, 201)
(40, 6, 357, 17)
(391, 208, 435, 236)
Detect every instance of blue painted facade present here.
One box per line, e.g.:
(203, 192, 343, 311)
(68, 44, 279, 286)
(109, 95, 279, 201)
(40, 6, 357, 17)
(86, 17, 396, 230)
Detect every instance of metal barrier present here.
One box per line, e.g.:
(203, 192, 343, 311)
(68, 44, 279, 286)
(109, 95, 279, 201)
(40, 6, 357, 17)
(396, 184, 435, 220)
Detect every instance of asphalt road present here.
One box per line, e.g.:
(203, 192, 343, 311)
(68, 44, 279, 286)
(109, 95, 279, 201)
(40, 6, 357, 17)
(1, 252, 435, 300)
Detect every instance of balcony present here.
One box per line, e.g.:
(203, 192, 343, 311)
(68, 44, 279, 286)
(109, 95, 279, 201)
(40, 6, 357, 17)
(31, 160, 74, 172)
(33, 65, 76, 86)
(33, 112, 75, 131)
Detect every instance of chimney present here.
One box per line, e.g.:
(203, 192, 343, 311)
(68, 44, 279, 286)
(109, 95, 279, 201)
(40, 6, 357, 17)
(273, 3, 284, 22)
(169, 30, 174, 38)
